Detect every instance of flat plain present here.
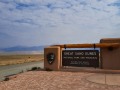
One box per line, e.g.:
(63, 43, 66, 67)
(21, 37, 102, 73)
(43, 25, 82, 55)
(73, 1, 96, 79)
(0, 54, 44, 66)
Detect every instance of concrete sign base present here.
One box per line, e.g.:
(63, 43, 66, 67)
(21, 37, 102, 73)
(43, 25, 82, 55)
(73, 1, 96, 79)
(44, 46, 61, 71)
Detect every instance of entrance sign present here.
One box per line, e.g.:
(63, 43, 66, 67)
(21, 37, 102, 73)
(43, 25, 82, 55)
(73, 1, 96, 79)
(62, 50, 99, 67)
(44, 38, 120, 70)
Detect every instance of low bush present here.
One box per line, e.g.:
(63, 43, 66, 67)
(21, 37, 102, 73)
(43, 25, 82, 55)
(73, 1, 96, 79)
(31, 67, 41, 71)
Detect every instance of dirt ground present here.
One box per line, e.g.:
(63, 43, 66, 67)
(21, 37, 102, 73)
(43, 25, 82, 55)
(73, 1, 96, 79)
(0, 54, 44, 65)
(0, 71, 120, 90)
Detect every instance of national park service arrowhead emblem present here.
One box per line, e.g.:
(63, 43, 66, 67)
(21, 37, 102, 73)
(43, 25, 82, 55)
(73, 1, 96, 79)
(47, 53, 55, 64)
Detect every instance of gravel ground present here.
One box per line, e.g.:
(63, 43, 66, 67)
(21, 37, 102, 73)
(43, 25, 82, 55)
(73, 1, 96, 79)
(0, 71, 120, 90)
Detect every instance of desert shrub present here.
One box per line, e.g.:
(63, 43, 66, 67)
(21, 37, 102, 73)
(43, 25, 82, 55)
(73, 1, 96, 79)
(4, 77, 9, 81)
(31, 67, 38, 70)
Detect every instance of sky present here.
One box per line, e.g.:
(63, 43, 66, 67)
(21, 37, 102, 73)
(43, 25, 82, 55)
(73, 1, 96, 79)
(0, 0, 120, 48)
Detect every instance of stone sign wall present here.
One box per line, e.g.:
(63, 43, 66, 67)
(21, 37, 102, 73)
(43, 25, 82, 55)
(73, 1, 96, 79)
(44, 38, 120, 70)
(100, 38, 120, 70)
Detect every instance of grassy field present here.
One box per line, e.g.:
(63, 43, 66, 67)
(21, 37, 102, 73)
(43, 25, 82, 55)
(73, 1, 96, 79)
(0, 54, 44, 66)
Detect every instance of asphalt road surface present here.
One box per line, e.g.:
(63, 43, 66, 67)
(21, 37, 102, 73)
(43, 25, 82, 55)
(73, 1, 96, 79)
(0, 61, 44, 81)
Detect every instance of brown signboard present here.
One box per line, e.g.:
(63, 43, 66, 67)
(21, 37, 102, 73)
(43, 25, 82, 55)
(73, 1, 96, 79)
(62, 50, 99, 67)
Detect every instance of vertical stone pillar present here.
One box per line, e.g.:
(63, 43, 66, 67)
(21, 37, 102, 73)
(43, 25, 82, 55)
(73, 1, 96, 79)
(44, 46, 60, 71)
(60, 48, 63, 68)
(100, 38, 120, 70)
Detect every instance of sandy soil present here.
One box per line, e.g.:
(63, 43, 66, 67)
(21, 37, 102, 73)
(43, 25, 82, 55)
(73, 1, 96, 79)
(0, 54, 44, 65)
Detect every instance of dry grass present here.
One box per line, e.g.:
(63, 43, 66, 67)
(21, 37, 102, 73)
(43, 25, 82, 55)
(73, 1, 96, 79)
(0, 54, 44, 66)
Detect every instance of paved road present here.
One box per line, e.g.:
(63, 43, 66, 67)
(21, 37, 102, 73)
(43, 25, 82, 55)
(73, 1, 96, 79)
(0, 61, 44, 81)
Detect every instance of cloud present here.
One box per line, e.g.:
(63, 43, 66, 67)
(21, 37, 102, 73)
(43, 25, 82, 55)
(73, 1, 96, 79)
(14, 18, 35, 25)
(0, 0, 120, 48)
(108, 1, 120, 7)
(0, 32, 18, 48)
(15, 3, 35, 10)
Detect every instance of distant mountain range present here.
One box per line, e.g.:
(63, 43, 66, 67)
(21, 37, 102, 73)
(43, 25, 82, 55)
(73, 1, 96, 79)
(0, 46, 46, 52)
(0, 45, 100, 53)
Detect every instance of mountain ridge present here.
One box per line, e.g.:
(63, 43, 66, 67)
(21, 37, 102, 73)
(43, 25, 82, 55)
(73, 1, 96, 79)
(0, 46, 46, 52)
